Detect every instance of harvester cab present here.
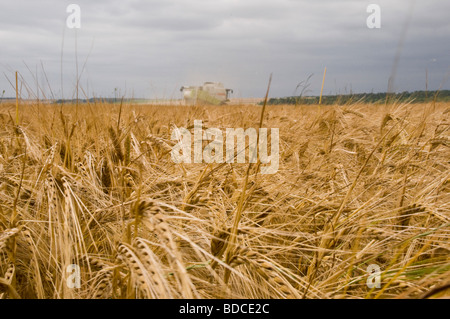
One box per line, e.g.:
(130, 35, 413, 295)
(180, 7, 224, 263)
(180, 82, 233, 105)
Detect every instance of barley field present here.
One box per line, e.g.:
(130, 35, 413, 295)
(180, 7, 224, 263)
(0, 101, 449, 299)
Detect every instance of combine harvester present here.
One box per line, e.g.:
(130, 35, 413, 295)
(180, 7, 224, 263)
(180, 82, 233, 105)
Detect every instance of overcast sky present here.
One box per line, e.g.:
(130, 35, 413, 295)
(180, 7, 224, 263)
(0, 0, 449, 99)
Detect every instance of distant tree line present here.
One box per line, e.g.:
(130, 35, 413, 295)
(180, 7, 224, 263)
(53, 98, 130, 104)
(0, 97, 130, 104)
(265, 90, 450, 105)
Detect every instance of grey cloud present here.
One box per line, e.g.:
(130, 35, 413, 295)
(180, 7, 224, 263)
(0, 0, 449, 99)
